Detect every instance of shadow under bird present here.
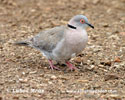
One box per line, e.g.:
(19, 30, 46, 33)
(15, 15, 94, 70)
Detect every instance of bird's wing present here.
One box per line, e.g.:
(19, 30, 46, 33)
(29, 26, 66, 52)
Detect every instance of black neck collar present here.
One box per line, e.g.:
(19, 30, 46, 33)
(67, 24, 76, 29)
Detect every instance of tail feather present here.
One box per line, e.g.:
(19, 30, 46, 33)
(14, 41, 29, 46)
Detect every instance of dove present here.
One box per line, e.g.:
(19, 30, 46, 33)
(15, 15, 94, 70)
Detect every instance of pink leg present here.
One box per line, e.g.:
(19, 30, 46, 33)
(48, 60, 59, 70)
(66, 61, 78, 70)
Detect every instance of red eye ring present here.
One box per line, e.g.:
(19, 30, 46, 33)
(80, 19, 85, 24)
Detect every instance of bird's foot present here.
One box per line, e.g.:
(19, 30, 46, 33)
(48, 60, 60, 70)
(66, 61, 78, 71)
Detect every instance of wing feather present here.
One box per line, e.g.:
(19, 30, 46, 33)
(30, 26, 65, 52)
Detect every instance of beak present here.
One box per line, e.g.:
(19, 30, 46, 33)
(86, 23, 94, 29)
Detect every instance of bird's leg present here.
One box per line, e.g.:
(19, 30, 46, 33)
(66, 61, 78, 70)
(48, 60, 59, 70)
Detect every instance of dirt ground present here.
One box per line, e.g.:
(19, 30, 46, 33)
(0, 0, 125, 100)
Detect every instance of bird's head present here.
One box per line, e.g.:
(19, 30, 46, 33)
(68, 15, 94, 29)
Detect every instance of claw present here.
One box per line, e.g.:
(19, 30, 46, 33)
(48, 60, 60, 70)
(66, 61, 78, 71)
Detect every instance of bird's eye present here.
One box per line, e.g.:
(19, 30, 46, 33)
(80, 19, 85, 24)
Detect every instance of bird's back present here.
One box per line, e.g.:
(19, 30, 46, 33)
(29, 26, 66, 52)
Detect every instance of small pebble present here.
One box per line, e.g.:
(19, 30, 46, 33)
(48, 81, 53, 84)
(102, 23, 109, 27)
(50, 75, 57, 80)
(29, 71, 37, 74)
(114, 57, 121, 62)
(22, 72, 25, 75)
(74, 57, 82, 63)
(92, 0, 100, 4)
(119, 32, 125, 36)
(19, 78, 28, 83)
(104, 74, 119, 81)
(90, 65, 95, 69)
